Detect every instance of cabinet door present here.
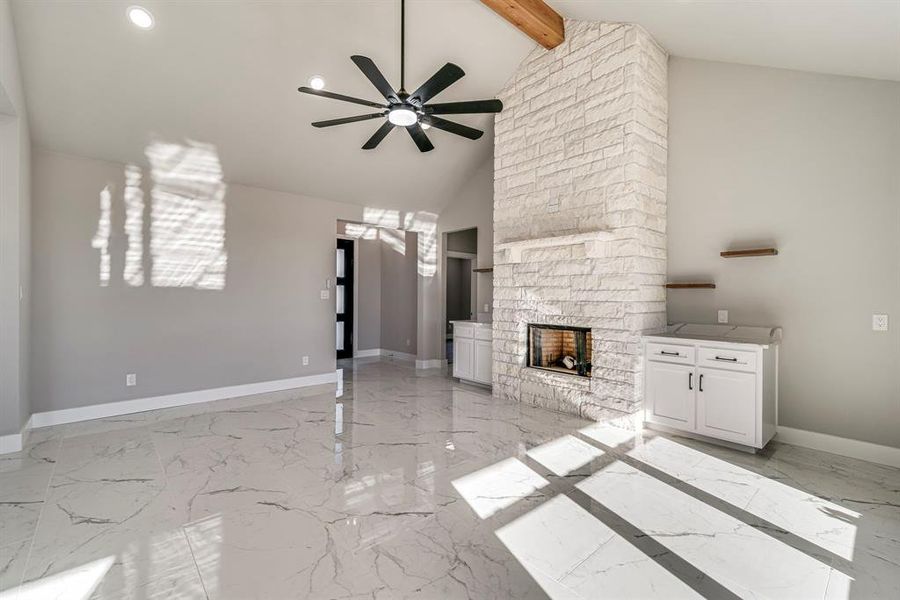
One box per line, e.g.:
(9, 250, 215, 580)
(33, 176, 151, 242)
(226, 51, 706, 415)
(474, 340, 492, 384)
(454, 338, 474, 380)
(696, 368, 756, 445)
(645, 361, 696, 430)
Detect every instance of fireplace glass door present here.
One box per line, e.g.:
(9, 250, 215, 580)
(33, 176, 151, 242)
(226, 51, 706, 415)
(527, 324, 592, 377)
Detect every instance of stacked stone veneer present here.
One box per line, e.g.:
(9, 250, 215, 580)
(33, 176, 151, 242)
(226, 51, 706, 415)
(492, 21, 668, 422)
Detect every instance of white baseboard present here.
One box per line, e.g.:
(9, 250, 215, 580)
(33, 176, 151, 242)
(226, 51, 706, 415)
(354, 348, 416, 362)
(0, 431, 23, 454)
(28, 371, 339, 431)
(776, 426, 900, 469)
(416, 359, 446, 370)
(353, 348, 382, 358)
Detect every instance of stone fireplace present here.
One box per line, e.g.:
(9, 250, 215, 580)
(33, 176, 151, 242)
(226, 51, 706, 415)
(492, 21, 668, 424)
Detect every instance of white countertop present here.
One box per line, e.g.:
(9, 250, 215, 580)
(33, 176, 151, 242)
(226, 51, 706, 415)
(450, 320, 492, 326)
(644, 323, 781, 347)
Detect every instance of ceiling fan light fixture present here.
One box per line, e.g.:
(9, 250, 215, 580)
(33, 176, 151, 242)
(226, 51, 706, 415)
(387, 106, 417, 127)
(308, 75, 326, 90)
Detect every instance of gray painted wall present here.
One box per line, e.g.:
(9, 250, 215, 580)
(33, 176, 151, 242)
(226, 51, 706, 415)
(446, 257, 472, 326)
(380, 230, 418, 355)
(31, 149, 363, 413)
(447, 229, 477, 254)
(667, 57, 900, 448)
(0, 0, 31, 435)
(355, 236, 382, 352)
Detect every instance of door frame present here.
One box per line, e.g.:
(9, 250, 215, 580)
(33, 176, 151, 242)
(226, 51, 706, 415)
(336, 234, 360, 356)
(335, 238, 355, 359)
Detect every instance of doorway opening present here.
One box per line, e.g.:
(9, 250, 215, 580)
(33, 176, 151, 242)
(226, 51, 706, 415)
(444, 228, 477, 364)
(336, 238, 354, 359)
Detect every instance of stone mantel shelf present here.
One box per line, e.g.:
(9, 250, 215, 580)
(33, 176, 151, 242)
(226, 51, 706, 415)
(496, 230, 613, 263)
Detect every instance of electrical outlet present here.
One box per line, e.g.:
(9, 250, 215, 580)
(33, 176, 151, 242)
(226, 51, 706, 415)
(547, 197, 560, 213)
(872, 314, 889, 332)
(302, 356, 309, 366)
(406, 338, 411, 346)
(483, 303, 489, 312)
(320, 290, 329, 300)
(718, 310, 729, 324)
(126, 373, 136, 387)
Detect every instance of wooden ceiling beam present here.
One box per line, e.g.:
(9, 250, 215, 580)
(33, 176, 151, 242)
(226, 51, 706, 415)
(480, 0, 565, 50)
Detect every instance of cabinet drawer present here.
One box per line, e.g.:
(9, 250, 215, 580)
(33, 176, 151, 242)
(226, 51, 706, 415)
(475, 327, 492, 341)
(454, 323, 474, 339)
(698, 347, 757, 373)
(646, 342, 695, 365)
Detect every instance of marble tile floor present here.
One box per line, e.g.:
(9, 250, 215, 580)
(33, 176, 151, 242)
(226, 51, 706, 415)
(0, 358, 898, 599)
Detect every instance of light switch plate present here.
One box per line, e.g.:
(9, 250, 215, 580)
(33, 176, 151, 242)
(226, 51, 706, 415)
(873, 314, 889, 332)
(320, 290, 329, 300)
(302, 356, 309, 366)
(126, 373, 136, 387)
(717, 310, 728, 324)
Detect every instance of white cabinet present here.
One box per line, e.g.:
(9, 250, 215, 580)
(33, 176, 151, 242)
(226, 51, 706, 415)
(643, 326, 779, 450)
(696, 368, 756, 445)
(474, 340, 492, 384)
(646, 361, 695, 429)
(453, 337, 474, 380)
(451, 321, 492, 386)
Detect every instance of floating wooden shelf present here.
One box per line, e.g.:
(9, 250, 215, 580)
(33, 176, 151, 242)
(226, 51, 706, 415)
(666, 283, 716, 289)
(473, 267, 493, 273)
(720, 248, 778, 258)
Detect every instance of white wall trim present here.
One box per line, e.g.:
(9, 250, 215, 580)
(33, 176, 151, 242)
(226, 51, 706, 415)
(0, 431, 23, 454)
(353, 348, 416, 362)
(776, 426, 900, 469)
(354, 348, 382, 358)
(28, 371, 339, 431)
(416, 359, 446, 370)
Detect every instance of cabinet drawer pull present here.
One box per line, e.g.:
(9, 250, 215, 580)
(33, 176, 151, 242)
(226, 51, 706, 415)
(688, 372, 693, 390)
(699, 373, 704, 392)
(715, 356, 738, 362)
(660, 351, 680, 357)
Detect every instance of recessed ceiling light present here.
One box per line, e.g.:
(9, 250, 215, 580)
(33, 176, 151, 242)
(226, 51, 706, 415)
(127, 6, 154, 30)
(308, 75, 326, 90)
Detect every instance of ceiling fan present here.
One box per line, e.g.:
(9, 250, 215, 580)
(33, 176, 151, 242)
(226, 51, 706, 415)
(297, 0, 503, 152)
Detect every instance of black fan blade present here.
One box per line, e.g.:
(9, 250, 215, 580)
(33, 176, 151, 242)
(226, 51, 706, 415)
(351, 55, 399, 103)
(298, 87, 386, 109)
(421, 116, 483, 140)
(408, 63, 464, 105)
(362, 121, 395, 150)
(424, 99, 503, 115)
(312, 113, 386, 128)
(406, 123, 434, 152)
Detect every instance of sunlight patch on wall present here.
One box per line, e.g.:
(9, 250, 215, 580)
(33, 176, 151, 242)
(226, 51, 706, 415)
(147, 140, 227, 290)
(123, 165, 144, 287)
(91, 186, 112, 287)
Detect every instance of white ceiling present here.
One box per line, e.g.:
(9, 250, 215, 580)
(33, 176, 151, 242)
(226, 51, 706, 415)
(12, 1, 899, 212)
(551, 1, 900, 82)
(11, 0, 532, 212)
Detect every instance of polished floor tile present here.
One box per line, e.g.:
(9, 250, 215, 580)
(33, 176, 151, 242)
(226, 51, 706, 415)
(0, 359, 898, 599)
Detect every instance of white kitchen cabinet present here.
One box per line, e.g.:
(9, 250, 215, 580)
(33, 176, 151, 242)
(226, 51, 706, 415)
(696, 368, 756, 445)
(646, 361, 695, 429)
(453, 337, 474, 380)
(643, 324, 780, 450)
(451, 321, 492, 386)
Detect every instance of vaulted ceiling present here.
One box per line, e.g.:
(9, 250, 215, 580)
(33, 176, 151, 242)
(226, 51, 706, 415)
(12, 0, 899, 212)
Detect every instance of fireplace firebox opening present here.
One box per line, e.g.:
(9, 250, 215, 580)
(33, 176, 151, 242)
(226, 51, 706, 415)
(527, 324, 592, 377)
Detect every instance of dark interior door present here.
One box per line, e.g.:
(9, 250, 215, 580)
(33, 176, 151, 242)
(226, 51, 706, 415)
(336, 239, 354, 359)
